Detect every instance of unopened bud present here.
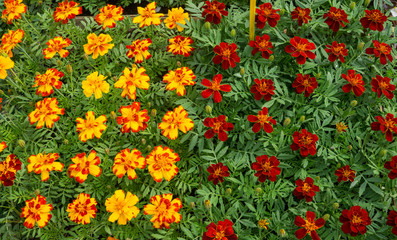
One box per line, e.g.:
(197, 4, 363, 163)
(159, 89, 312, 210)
(315, 176, 320, 180)
(83, 54, 89, 60)
(350, 2, 356, 10)
(357, 42, 365, 51)
(333, 202, 339, 209)
(231, 29, 236, 37)
(283, 117, 291, 126)
(255, 187, 262, 194)
(110, 111, 116, 120)
(347, 145, 353, 151)
(240, 67, 245, 75)
(225, 116, 228, 122)
(299, 115, 305, 122)
(0, 89, 3, 95)
(64, 139, 69, 145)
(204, 200, 211, 209)
(105, 148, 110, 155)
(204, 21, 211, 29)
(365, 0, 371, 6)
(269, 55, 274, 61)
(323, 214, 330, 221)
(35, 72, 41, 76)
(336, 163, 341, 168)
(56, 60, 62, 67)
(225, 188, 232, 195)
(18, 139, 25, 147)
(190, 202, 195, 208)
(113, 76, 118, 81)
(66, 64, 72, 74)
(380, 149, 387, 157)
(34, 189, 40, 195)
(279, 229, 286, 237)
(177, 61, 182, 67)
(147, 145, 152, 151)
(106, 185, 111, 190)
(205, 105, 212, 114)
(316, 72, 321, 79)
(107, 71, 111, 77)
(38, 0, 43, 5)
(283, 29, 287, 34)
(141, 138, 147, 145)
(151, 109, 157, 117)
(147, 102, 152, 108)
(7, 89, 12, 93)
(350, 100, 358, 107)
(280, 9, 285, 16)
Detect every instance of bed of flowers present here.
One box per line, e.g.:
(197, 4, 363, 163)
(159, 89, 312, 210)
(0, 0, 397, 239)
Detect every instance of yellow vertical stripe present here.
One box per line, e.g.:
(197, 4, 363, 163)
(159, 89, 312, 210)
(249, 0, 256, 41)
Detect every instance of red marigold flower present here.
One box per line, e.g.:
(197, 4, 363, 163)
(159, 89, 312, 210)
(325, 41, 348, 63)
(248, 34, 273, 59)
(250, 78, 275, 101)
(384, 156, 397, 180)
(293, 177, 320, 202)
(387, 210, 397, 236)
(256, 3, 280, 29)
(323, 7, 349, 32)
(203, 219, 237, 240)
(213, 42, 241, 70)
(291, 7, 312, 26)
(21, 195, 52, 229)
(371, 75, 395, 99)
(335, 165, 356, 182)
(291, 129, 319, 157)
(371, 113, 397, 142)
(53, 0, 82, 24)
(292, 73, 318, 97)
(339, 206, 371, 237)
(0, 154, 22, 186)
(285, 36, 316, 65)
(360, 9, 387, 32)
(247, 107, 276, 133)
(294, 211, 325, 240)
(203, 115, 234, 141)
(341, 70, 365, 97)
(207, 162, 230, 185)
(201, 0, 228, 25)
(201, 74, 231, 103)
(251, 155, 281, 182)
(366, 40, 393, 65)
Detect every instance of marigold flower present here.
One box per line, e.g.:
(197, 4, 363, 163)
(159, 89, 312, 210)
(371, 75, 395, 99)
(164, 7, 189, 32)
(2, 0, 27, 24)
(21, 195, 52, 229)
(371, 113, 397, 142)
(201, 74, 231, 103)
(115, 65, 150, 100)
(342, 70, 365, 97)
(384, 156, 397, 180)
(294, 211, 325, 240)
(0, 55, 14, 79)
(203, 219, 237, 240)
(250, 78, 275, 101)
(66, 193, 97, 224)
(163, 67, 196, 96)
(291, 129, 319, 157)
(339, 206, 371, 236)
(83, 33, 114, 59)
(335, 122, 348, 134)
(251, 155, 280, 182)
(325, 41, 348, 63)
(292, 73, 317, 97)
(202, 0, 228, 24)
(82, 71, 110, 99)
(167, 36, 194, 57)
(133, 2, 164, 28)
(285, 36, 316, 65)
(33, 68, 64, 97)
(68, 150, 102, 183)
(95, 4, 124, 29)
(126, 39, 152, 63)
(0, 29, 24, 57)
(249, 34, 273, 59)
(144, 193, 182, 229)
(112, 148, 146, 180)
(293, 177, 320, 202)
(291, 7, 312, 26)
(247, 107, 276, 133)
(258, 219, 270, 230)
(387, 210, 397, 235)
(204, 115, 234, 142)
(158, 105, 194, 140)
(0, 154, 21, 186)
(360, 9, 387, 31)
(207, 162, 229, 185)
(116, 102, 149, 133)
(0, 98, 2, 111)
(323, 7, 349, 32)
(43, 36, 71, 59)
(76, 111, 107, 142)
(53, 0, 82, 24)
(213, 42, 241, 70)
(146, 146, 180, 182)
(28, 98, 65, 129)
(0, 141, 6, 152)
(256, 3, 280, 29)
(366, 40, 393, 65)
(27, 153, 63, 182)
(105, 190, 140, 225)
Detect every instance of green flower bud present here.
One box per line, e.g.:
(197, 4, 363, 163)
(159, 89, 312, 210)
(283, 117, 291, 126)
(34, 189, 40, 195)
(83, 53, 89, 60)
(315, 176, 320, 181)
(299, 115, 305, 122)
(105, 148, 110, 155)
(18, 139, 25, 148)
(226, 188, 232, 195)
(279, 229, 286, 237)
(350, 100, 358, 107)
(280, 9, 285, 16)
(350, 2, 356, 10)
(365, 0, 371, 6)
(177, 61, 182, 67)
(35, 72, 41, 76)
(151, 109, 157, 117)
(205, 105, 212, 114)
(189, 202, 195, 208)
(66, 64, 72, 74)
(7, 89, 12, 94)
(269, 55, 274, 61)
(240, 67, 245, 75)
(231, 29, 236, 37)
(255, 187, 262, 194)
(106, 185, 111, 190)
(64, 139, 69, 145)
(380, 149, 387, 157)
(323, 214, 330, 221)
(147, 145, 152, 152)
(336, 163, 341, 168)
(110, 111, 116, 120)
(316, 72, 321, 79)
(357, 42, 365, 51)
(333, 202, 339, 209)
(347, 145, 353, 151)
(56, 60, 62, 67)
(204, 199, 211, 209)
(141, 138, 147, 145)
(205, 21, 211, 29)
(147, 102, 152, 108)
(107, 71, 112, 77)
(0, 89, 3, 95)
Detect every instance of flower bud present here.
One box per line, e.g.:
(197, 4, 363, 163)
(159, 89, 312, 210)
(323, 214, 330, 221)
(107, 71, 112, 77)
(7, 89, 12, 94)
(38, 0, 43, 5)
(225, 116, 228, 122)
(269, 55, 274, 61)
(190, 202, 195, 208)
(333, 202, 339, 209)
(279, 229, 286, 237)
(113, 76, 118, 81)
(205, 21, 211, 29)
(299, 115, 305, 122)
(349, 2, 356, 10)
(255, 187, 262, 194)
(18, 139, 25, 148)
(357, 42, 365, 51)
(56, 60, 62, 67)
(283, 117, 291, 126)
(225, 188, 232, 195)
(106, 185, 111, 190)
(336, 163, 341, 168)
(66, 64, 72, 74)
(0, 89, 3, 95)
(316, 72, 321, 79)
(240, 67, 245, 75)
(34, 189, 40, 195)
(231, 29, 236, 37)
(280, 9, 285, 16)
(380, 149, 387, 157)
(147, 145, 152, 151)
(131, 64, 137, 69)
(147, 102, 152, 108)
(83, 53, 89, 60)
(110, 111, 116, 120)
(64, 139, 69, 145)
(151, 109, 157, 117)
(205, 105, 212, 114)
(365, 0, 371, 6)
(347, 145, 353, 151)
(141, 138, 147, 145)
(29, 101, 35, 106)
(283, 29, 287, 34)
(105, 148, 110, 155)
(350, 100, 358, 107)
(177, 61, 182, 67)
(204, 200, 211, 209)
(315, 176, 320, 181)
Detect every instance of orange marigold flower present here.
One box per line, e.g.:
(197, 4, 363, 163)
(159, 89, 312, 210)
(342, 70, 365, 97)
(251, 155, 281, 182)
(116, 102, 149, 133)
(336, 122, 348, 133)
(164, 7, 189, 32)
(323, 7, 349, 32)
(0, 154, 21, 186)
(247, 107, 276, 133)
(202, 0, 228, 25)
(112, 148, 146, 180)
(28, 98, 65, 129)
(126, 39, 152, 64)
(0, 55, 14, 79)
(163, 67, 196, 96)
(249, 34, 273, 59)
(158, 105, 194, 140)
(33, 68, 64, 97)
(53, 0, 82, 24)
(115, 65, 150, 100)
(68, 150, 102, 183)
(76, 111, 107, 142)
(294, 211, 325, 240)
(293, 177, 320, 202)
(360, 9, 387, 32)
(43, 36, 71, 59)
(105, 189, 140, 225)
(292, 73, 318, 97)
(371, 75, 395, 99)
(335, 165, 356, 182)
(144, 193, 182, 229)
(203, 219, 237, 239)
(256, 3, 280, 29)
(290, 129, 319, 157)
(82, 71, 110, 99)
(27, 153, 64, 182)
(207, 162, 229, 185)
(146, 145, 180, 182)
(250, 78, 275, 101)
(2, 0, 27, 24)
(291, 7, 312, 26)
(83, 33, 114, 59)
(258, 219, 270, 230)
(95, 4, 124, 29)
(213, 42, 241, 70)
(133, 2, 164, 28)
(325, 41, 348, 63)
(339, 206, 371, 236)
(0, 141, 6, 152)
(66, 193, 97, 225)
(285, 36, 316, 65)
(371, 113, 397, 142)
(167, 35, 194, 57)
(201, 74, 231, 103)
(21, 195, 52, 229)
(0, 29, 24, 57)
(366, 40, 393, 65)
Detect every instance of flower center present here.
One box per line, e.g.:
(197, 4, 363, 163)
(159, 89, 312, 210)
(210, 82, 221, 91)
(298, 9, 306, 18)
(384, 119, 396, 129)
(75, 203, 87, 214)
(258, 114, 269, 123)
(333, 45, 344, 54)
(213, 121, 223, 132)
(299, 135, 313, 146)
(142, 9, 153, 18)
(302, 77, 311, 87)
(262, 8, 272, 17)
(85, 118, 98, 129)
(349, 76, 360, 86)
(330, 10, 342, 20)
(302, 183, 311, 193)
(368, 12, 381, 22)
(304, 220, 318, 232)
(156, 199, 170, 215)
(351, 214, 362, 225)
(261, 161, 271, 171)
(342, 169, 351, 178)
(378, 81, 389, 90)
(209, 4, 219, 12)
(378, 44, 391, 55)
(258, 40, 269, 49)
(295, 43, 307, 52)
(114, 200, 126, 213)
(222, 48, 232, 58)
(258, 81, 268, 92)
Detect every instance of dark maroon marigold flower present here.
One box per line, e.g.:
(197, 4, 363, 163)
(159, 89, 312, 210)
(213, 42, 241, 70)
(387, 210, 397, 236)
(323, 7, 349, 32)
(371, 75, 395, 99)
(339, 206, 371, 237)
(360, 9, 387, 32)
(204, 115, 234, 142)
(335, 165, 356, 182)
(251, 155, 281, 182)
(294, 211, 325, 240)
(341, 70, 365, 97)
(293, 177, 320, 202)
(291, 7, 312, 26)
(371, 113, 397, 142)
(247, 107, 276, 133)
(250, 78, 275, 101)
(291, 129, 319, 157)
(207, 162, 230, 185)
(384, 156, 397, 180)
(201, 74, 231, 103)
(256, 3, 280, 29)
(203, 219, 237, 240)
(285, 36, 316, 65)
(292, 73, 318, 97)
(366, 40, 393, 65)
(325, 41, 348, 63)
(202, 0, 228, 25)
(249, 34, 273, 59)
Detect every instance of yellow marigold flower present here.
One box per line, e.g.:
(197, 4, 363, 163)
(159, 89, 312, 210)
(126, 39, 152, 64)
(95, 4, 124, 29)
(258, 218, 269, 229)
(114, 65, 150, 100)
(167, 35, 194, 57)
(21, 195, 52, 229)
(53, 0, 82, 24)
(43, 36, 71, 59)
(66, 193, 97, 224)
(164, 7, 189, 32)
(82, 71, 110, 99)
(0, 29, 24, 57)
(143, 193, 182, 229)
(105, 189, 140, 225)
(27, 153, 64, 182)
(112, 148, 146, 180)
(116, 102, 150, 133)
(2, 0, 27, 24)
(0, 141, 6, 152)
(76, 111, 107, 142)
(68, 150, 102, 183)
(83, 33, 114, 59)
(336, 122, 348, 133)
(0, 55, 14, 79)
(146, 145, 180, 182)
(158, 105, 194, 140)
(33, 68, 64, 97)
(163, 67, 196, 96)
(28, 98, 65, 129)
(133, 2, 164, 28)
